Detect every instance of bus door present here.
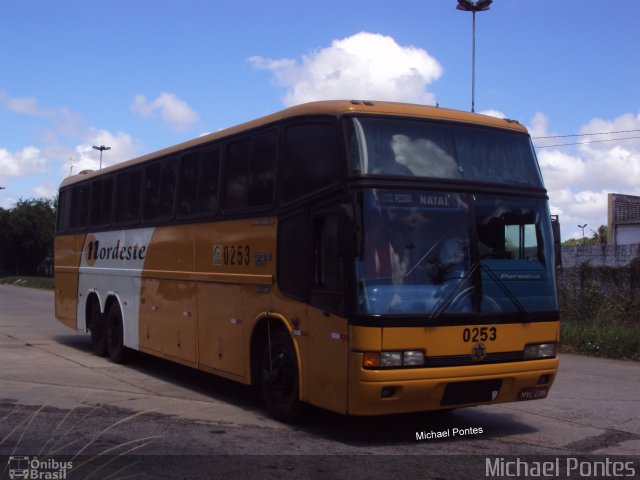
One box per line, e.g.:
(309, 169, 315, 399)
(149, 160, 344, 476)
(307, 211, 349, 414)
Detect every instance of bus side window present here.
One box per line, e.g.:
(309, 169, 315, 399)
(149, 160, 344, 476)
(248, 132, 276, 208)
(198, 147, 220, 213)
(143, 159, 176, 222)
(223, 138, 250, 211)
(277, 210, 308, 301)
(281, 122, 339, 205)
(223, 131, 276, 212)
(143, 163, 162, 220)
(505, 224, 539, 261)
(69, 184, 90, 230)
(179, 148, 221, 217)
(310, 213, 344, 314)
(115, 170, 142, 225)
(160, 160, 177, 218)
(89, 177, 113, 227)
(56, 189, 71, 233)
(178, 152, 200, 216)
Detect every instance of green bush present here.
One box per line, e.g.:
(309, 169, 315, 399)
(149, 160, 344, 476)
(559, 260, 640, 360)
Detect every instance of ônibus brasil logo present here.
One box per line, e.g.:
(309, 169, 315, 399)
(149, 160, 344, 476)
(7, 456, 73, 479)
(85, 234, 147, 267)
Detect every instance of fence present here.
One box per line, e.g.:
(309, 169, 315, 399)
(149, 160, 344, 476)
(561, 244, 640, 268)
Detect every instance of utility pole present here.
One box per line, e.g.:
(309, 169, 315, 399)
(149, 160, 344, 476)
(456, 0, 493, 112)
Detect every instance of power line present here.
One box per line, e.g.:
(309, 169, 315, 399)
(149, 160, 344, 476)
(532, 128, 640, 139)
(534, 135, 640, 149)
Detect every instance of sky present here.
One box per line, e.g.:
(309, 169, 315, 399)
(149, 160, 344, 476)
(1, 0, 639, 241)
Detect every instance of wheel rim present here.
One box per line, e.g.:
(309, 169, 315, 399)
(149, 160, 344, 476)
(264, 351, 295, 403)
(261, 327, 300, 418)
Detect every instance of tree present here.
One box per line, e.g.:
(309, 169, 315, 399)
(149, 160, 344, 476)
(1, 198, 56, 275)
(591, 225, 608, 245)
(561, 224, 608, 247)
(0, 207, 10, 273)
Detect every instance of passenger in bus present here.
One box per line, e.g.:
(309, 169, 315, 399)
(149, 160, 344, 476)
(429, 235, 468, 284)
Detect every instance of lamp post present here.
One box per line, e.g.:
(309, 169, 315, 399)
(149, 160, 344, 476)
(578, 224, 587, 245)
(456, 0, 492, 113)
(92, 145, 111, 170)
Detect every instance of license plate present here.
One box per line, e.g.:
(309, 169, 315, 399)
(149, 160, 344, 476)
(518, 386, 549, 401)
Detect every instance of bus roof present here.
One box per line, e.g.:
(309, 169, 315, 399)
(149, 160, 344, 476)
(60, 100, 529, 188)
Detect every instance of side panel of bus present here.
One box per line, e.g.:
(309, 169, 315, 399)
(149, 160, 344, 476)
(54, 235, 85, 330)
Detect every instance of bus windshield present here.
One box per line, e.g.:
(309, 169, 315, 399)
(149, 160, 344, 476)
(346, 117, 543, 187)
(355, 189, 558, 318)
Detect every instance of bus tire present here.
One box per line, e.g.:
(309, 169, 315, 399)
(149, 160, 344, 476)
(105, 303, 130, 364)
(261, 325, 301, 423)
(88, 300, 107, 357)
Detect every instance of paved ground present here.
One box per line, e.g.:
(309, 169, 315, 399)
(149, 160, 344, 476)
(0, 284, 638, 479)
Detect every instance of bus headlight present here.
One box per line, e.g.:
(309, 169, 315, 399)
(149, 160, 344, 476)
(362, 350, 425, 368)
(403, 350, 426, 366)
(381, 351, 402, 367)
(523, 343, 557, 360)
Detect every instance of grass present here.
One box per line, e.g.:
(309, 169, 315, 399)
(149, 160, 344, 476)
(560, 317, 640, 361)
(0, 276, 54, 290)
(559, 273, 640, 361)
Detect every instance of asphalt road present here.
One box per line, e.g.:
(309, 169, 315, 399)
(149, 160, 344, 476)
(0, 284, 638, 479)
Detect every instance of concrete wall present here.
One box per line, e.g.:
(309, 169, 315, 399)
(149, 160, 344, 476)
(561, 243, 640, 268)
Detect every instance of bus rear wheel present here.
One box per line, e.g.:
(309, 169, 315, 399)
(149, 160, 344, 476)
(88, 301, 107, 357)
(261, 325, 301, 423)
(105, 303, 130, 364)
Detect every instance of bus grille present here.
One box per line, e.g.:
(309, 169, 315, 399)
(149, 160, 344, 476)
(425, 351, 523, 367)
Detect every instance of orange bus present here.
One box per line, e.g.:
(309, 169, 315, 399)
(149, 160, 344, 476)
(55, 100, 561, 422)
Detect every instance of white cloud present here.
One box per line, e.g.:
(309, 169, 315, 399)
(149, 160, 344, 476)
(528, 112, 551, 139)
(69, 129, 140, 174)
(0, 92, 52, 116)
(131, 92, 199, 130)
(537, 149, 586, 190)
(533, 111, 640, 240)
(32, 182, 58, 199)
(0, 146, 47, 181)
(249, 32, 443, 106)
(580, 113, 640, 151)
(479, 109, 506, 119)
(582, 145, 640, 191)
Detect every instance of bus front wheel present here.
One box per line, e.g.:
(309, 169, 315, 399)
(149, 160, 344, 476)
(261, 325, 301, 423)
(105, 303, 130, 364)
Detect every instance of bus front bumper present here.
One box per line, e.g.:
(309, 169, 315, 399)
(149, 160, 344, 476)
(347, 353, 559, 416)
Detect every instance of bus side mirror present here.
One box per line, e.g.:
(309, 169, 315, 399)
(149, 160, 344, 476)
(551, 215, 562, 267)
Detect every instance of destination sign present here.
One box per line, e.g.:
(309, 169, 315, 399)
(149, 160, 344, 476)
(375, 190, 455, 208)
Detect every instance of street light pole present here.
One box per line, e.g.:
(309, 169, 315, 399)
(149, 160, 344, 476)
(456, 0, 492, 113)
(578, 224, 588, 245)
(92, 145, 111, 170)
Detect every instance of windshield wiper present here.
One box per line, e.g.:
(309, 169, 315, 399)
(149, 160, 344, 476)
(480, 264, 531, 322)
(428, 261, 532, 322)
(428, 261, 479, 322)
